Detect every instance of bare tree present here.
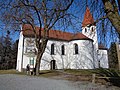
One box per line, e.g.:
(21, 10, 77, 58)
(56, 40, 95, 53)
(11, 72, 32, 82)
(0, 0, 74, 75)
(72, 0, 120, 43)
(1, 0, 120, 74)
(102, 0, 120, 35)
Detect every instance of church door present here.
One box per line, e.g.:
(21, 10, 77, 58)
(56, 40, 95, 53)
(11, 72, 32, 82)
(50, 60, 56, 70)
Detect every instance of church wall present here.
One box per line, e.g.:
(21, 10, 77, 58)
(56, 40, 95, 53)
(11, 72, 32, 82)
(82, 25, 99, 68)
(22, 37, 36, 70)
(21, 38, 69, 70)
(22, 55, 29, 69)
(41, 40, 69, 70)
(20, 38, 95, 70)
(17, 34, 108, 71)
(68, 40, 95, 69)
(16, 32, 24, 71)
(98, 49, 109, 68)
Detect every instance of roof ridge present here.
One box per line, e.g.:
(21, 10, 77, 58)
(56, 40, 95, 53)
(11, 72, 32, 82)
(22, 24, 92, 41)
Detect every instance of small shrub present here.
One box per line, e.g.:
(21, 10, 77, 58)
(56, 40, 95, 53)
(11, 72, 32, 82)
(98, 68, 120, 87)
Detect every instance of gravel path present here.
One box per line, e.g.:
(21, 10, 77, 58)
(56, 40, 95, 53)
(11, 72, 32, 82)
(0, 74, 119, 90)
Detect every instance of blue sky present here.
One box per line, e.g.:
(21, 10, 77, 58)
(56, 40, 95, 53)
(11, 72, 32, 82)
(0, 0, 119, 47)
(0, 21, 19, 43)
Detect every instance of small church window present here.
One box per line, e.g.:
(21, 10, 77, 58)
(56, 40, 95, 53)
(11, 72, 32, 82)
(51, 43, 55, 55)
(29, 57, 34, 65)
(85, 28, 87, 32)
(74, 43, 78, 54)
(61, 45, 65, 55)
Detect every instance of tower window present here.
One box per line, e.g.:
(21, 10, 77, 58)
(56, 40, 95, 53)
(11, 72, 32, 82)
(91, 27, 94, 32)
(51, 43, 55, 55)
(61, 45, 65, 55)
(85, 28, 87, 32)
(74, 43, 78, 54)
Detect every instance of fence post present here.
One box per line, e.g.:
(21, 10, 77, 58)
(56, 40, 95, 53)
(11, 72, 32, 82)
(92, 74, 96, 83)
(116, 43, 120, 70)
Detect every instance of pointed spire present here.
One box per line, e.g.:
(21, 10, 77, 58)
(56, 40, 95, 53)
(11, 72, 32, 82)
(82, 7, 95, 27)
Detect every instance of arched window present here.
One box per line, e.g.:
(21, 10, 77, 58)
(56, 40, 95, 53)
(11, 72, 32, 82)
(74, 43, 78, 54)
(85, 28, 87, 32)
(51, 43, 55, 55)
(61, 45, 65, 55)
(91, 27, 94, 32)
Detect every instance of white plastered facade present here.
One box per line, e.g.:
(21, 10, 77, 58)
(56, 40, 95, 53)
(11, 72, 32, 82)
(16, 24, 109, 72)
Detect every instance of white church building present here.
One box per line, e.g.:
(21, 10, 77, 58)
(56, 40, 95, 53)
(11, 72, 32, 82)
(16, 7, 109, 72)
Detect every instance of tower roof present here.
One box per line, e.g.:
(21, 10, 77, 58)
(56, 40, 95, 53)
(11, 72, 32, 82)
(98, 43, 107, 50)
(82, 7, 95, 27)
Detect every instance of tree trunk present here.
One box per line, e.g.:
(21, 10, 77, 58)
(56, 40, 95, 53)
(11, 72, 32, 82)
(102, 0, 120, 35)
(35, 52, 41, 75)
(35, 39, 48, 75)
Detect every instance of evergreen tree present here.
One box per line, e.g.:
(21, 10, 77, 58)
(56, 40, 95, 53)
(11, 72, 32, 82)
(0, 30, 18, 70)
(0, 36, 4, 64)
(11, 40, 18, 69)
(109, 42, 118, 69)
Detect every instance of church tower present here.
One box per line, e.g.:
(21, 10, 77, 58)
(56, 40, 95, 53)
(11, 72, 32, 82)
(82, 7, 98, 49)
(82, 7, 99, 68)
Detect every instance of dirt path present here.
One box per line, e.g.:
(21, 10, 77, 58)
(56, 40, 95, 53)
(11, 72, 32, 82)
(0, 74, 119, 90)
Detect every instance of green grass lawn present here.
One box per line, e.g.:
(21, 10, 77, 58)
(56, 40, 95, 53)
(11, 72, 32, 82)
(0, 69, 61, 77)
(0, 69, 25, 75)
(38, 69, 100, 78)
(0, 69, 99, 76)
(64, 69, 99, 75)
(39, 70, 61, 77)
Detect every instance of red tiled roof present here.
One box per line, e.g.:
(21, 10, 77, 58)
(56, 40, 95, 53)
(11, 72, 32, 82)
(22, 24, 92, 41)
(82, 7, 95, 27)
(98, 43, 107, 50)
